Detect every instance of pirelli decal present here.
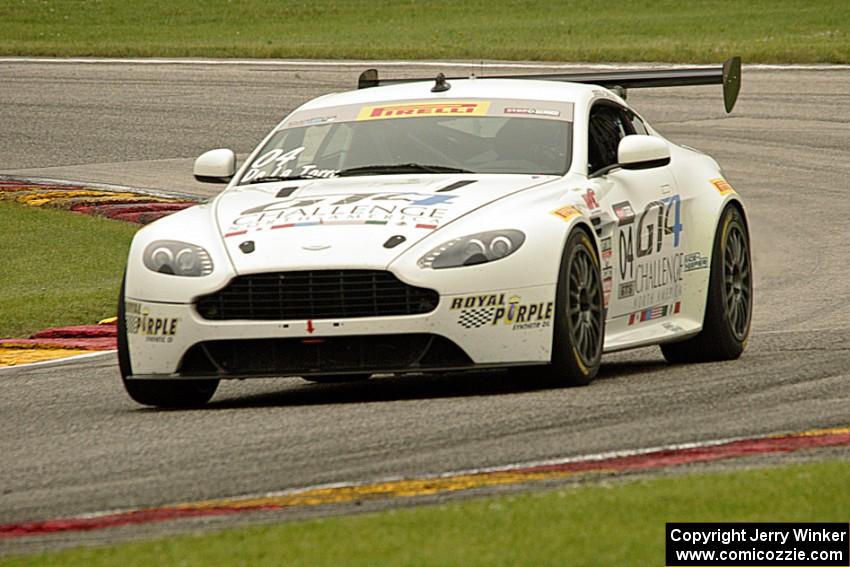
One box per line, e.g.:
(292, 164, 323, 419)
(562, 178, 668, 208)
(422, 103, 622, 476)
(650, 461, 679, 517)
(358, 101, 490, 121)
(710, 178, 736, 195)
(551, 205, 582, 222)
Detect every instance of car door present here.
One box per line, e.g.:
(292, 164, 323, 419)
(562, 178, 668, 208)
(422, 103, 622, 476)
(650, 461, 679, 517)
(584, 102, 686, 345)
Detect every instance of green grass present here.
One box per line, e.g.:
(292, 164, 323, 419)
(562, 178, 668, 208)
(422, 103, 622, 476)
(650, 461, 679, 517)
(0, 1, 848, 63)
(4, 460, 849, 566)
(0, 201, 136, 338)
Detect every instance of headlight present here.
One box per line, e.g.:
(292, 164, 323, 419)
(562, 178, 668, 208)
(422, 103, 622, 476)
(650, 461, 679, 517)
(418, 230, 525, 269)
(143, 240, 213, 277)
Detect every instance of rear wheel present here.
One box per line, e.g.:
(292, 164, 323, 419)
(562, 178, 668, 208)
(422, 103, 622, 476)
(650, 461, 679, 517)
(544, 229, 604, 386)
(661, 205, 752, 363)
(118, 277, 218, 408)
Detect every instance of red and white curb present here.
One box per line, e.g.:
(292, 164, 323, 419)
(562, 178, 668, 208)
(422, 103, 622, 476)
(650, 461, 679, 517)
(2, 426, 848, 539)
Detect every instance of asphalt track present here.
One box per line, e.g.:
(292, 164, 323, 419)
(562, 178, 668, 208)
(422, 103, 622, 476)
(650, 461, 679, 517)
(1, 60, 849, 553)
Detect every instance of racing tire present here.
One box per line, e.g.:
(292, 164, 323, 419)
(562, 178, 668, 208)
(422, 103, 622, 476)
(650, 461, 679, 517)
(661, 205, 752, 363)
(302, 374, 372, 384)
(117, 277, 219, 408)
(545, 228, 605, 386)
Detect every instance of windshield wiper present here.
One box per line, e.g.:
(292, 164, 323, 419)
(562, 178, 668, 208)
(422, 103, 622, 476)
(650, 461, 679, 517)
(336, 163, 473, 177)
(245, 175, 318, 185)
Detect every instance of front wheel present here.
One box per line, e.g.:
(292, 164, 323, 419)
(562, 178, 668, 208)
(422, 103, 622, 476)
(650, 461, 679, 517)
(545, 229, 605, 386)
(661, 205, 752, 363)
(117, 277, 219, 408)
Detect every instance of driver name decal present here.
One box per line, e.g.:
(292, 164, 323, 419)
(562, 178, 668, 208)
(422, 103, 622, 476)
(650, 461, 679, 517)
(241, 146, 340, 184)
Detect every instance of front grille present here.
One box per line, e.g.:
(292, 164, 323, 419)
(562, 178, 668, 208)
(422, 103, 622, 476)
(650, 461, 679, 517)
(195, 270, 439, 321)
(178, 334, 473, 376)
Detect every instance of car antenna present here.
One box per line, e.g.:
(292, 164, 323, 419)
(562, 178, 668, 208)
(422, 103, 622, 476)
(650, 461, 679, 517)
(431, 73, 451, 92)
(611, 85, 627, 100)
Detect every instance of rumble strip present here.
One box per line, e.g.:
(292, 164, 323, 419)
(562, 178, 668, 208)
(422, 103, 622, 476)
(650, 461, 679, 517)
(2, 426, 849, 539)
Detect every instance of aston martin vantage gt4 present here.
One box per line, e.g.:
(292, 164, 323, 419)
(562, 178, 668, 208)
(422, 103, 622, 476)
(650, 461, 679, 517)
(118, 58, 752, 407)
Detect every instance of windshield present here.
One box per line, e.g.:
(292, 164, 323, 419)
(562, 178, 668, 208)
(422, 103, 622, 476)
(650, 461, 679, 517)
(238, 99, 573, 184)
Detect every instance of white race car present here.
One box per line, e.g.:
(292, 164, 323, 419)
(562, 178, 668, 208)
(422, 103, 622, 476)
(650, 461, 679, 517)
(119, 58, 752, 407)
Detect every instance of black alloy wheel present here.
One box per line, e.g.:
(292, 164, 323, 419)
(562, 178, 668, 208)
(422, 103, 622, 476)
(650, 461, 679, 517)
(661, 205, 752, 363)
(547, 229, 604, 385)
(724, 220, 752, 341)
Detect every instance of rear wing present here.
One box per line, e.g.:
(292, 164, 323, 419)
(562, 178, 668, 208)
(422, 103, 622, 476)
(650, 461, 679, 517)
(358, 56, 742, 113)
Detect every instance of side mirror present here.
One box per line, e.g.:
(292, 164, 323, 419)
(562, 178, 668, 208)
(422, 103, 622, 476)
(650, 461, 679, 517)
(589, 135, 671, 178)
(618, 135, 671, 170)
(194, 149, 236, 183)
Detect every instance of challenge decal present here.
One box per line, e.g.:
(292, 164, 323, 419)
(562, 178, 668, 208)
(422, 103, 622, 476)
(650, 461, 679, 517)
(452, 294, 553, 331)
(710, 178, 736, 195)
(551, 205, 581, 222)
(627, 301, 681, 325)
(125, 302, 178, 343)
(617, 195, 685, 309)
(631, 252, 683, 299)
(226, 192, 458, 235)
(684, 252, 709, 272)
(358, 101, 490, 121)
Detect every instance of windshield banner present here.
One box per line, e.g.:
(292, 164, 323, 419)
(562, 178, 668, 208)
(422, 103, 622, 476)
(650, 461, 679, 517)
(281, 98, 573, 130)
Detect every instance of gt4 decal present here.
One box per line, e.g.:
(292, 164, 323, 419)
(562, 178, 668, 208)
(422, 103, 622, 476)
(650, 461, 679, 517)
(617, 195, 685, 310)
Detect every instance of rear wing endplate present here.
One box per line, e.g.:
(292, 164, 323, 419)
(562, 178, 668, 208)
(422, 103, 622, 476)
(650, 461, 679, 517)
(358, 56, 742, 113)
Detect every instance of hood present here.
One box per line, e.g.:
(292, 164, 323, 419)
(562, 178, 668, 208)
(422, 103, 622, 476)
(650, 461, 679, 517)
(216, 174, 556, 273)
